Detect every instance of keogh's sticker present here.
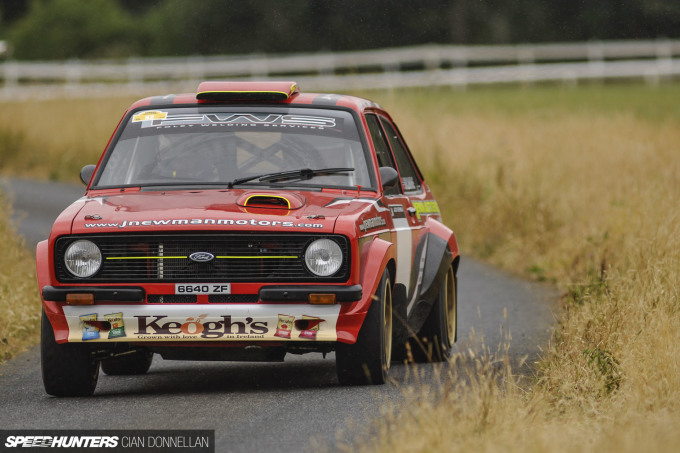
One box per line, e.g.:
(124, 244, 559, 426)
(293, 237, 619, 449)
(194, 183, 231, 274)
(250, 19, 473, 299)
(63, 305, 341, 342)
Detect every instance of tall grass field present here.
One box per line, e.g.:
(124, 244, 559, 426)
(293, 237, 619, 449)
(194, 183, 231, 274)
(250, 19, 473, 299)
(0, 193, 39, 361)
(1, 82, 679, 451)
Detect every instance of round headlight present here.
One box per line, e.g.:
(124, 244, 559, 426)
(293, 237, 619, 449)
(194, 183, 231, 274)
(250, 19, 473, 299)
(64, 240, 102, 278)
(304, 239, 343, 277)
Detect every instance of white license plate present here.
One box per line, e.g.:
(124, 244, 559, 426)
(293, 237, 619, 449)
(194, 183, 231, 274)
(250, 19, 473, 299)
(175, 284, 231, 295)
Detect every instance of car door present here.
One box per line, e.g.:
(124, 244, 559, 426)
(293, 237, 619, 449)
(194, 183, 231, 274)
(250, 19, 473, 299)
(365, 113, 427, 313)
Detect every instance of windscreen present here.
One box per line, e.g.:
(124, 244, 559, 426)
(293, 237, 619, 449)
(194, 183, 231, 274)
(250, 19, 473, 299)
(95, 107, 374, 189)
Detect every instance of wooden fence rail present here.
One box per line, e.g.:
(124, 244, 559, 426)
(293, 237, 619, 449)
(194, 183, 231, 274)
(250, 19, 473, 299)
(2, 40, 679, 99)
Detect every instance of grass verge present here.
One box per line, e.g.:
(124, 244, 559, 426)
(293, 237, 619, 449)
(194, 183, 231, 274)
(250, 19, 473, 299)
(350, 82, 680, 451)
(0, 192, 41, 362)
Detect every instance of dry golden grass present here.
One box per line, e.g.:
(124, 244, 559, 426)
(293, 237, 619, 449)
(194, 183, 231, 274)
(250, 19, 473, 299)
(0, 193, 41, 362)
(1, 83, 679, 450)
(0, 96, 138, 181)
(349, 84, 680, 452)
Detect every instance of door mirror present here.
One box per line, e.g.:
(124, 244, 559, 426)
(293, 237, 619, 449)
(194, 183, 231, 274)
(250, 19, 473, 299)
(79, 165, 96, 186)
(379, 166, 399, 191)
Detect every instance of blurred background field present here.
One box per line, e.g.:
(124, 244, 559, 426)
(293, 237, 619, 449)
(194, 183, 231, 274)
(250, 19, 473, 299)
(1, 0, 679, 449)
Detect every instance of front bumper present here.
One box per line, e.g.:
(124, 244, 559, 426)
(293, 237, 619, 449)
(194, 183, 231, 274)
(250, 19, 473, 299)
(42, 284, 362, 304)
(60, 303, 341, 343)
(42, 284, 362, 344)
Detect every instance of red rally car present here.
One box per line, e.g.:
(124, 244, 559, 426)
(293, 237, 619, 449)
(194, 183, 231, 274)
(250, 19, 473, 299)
(37, 81, 460, 396)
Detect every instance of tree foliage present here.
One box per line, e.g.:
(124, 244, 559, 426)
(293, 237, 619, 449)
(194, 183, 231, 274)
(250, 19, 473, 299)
(2, 0, 680, 60)
(9, 0, 137, 59)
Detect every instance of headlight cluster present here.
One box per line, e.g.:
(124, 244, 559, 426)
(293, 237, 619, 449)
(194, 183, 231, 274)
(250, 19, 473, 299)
(304, 238, 343, 277)
(64, 240, 102, 278)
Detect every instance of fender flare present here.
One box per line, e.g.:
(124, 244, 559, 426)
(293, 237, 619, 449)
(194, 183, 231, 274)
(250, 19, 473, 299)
(407, 232, 454, 335)
(37, 240, 69, 343)
(336, 237, 395, 344)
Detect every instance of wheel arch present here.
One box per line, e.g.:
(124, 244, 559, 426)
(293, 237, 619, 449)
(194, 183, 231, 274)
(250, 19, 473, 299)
(336, 237, 395, 344)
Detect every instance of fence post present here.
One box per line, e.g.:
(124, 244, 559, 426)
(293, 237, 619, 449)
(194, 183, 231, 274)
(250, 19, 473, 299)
(587, 40, 605, 81)
(65, 59, 82, 90)
(1, 60, 19, 93)
(127, 57, 144, 88)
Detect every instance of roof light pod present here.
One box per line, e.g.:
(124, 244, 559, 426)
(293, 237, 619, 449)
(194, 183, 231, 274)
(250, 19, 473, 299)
(196, 81, 299, 102)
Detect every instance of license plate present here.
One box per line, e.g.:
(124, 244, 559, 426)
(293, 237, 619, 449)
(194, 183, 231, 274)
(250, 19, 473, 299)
(175, 284, 231, 295)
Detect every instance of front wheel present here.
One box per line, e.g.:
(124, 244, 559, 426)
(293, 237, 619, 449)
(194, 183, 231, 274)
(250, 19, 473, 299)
(41, 310, 99, 397)
(336, 270, 392, 385)
(411, 264, 457, 362)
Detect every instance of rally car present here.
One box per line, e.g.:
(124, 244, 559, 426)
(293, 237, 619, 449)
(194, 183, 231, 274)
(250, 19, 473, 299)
(37, 81, 460, 396)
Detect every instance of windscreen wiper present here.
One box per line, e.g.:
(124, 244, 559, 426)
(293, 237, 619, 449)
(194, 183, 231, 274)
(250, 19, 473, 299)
(227, 167, 354, 188)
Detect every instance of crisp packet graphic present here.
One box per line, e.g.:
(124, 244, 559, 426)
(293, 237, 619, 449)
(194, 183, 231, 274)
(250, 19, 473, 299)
(105, 312, 126, 339)
(298, 315, 323, 340)
(80, 314, 100, 341)
(274, 314, 295, 339)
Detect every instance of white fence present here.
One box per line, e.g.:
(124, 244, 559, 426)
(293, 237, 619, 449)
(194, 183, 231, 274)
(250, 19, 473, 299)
(2, 40, 679, 99)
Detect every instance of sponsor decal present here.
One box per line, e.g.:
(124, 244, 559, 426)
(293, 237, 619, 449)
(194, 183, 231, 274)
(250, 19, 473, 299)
(104, 312, 126, 339)
(135, 314, 269, 339)
(84, 218, 323, 229)
(274, 314, 295, 339)
(297, 315, 323, 340)
(358, 215, 387, 232)
(132, 110, 168, 122)
(80, 314, 100, 341)
(133, 112, 337, 130)
(411, 200, 441, 220)
(63, 305, 340, 342)
(389, 204, 406, 219)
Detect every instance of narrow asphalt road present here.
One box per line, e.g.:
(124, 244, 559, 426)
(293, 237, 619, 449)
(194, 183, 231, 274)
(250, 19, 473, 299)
(0, 177, 557, 452)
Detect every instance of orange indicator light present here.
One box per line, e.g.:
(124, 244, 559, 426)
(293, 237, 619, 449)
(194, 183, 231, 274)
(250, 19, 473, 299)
(308, 294, 336, 305)
(66, 293, 95, 305)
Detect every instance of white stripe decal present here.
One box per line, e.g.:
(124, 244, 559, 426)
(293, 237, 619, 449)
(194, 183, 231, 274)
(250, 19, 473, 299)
(393, 217, 413, 294)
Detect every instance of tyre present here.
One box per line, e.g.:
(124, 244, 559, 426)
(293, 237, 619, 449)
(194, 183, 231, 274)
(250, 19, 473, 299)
(336, 270, 392, 385)
(41, 310, 100, 397)
(102, 350, 153, 375)
(411, 264, 456, 362)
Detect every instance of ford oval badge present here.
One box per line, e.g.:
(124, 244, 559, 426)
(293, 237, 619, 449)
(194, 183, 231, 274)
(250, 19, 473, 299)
(189, 252, 215, 263)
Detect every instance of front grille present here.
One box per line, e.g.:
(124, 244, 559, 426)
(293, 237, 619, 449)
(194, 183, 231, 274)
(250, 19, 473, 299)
(208, 294, 259, 303)
(55, 233, 350, 283)
(148, 294, 197, 303)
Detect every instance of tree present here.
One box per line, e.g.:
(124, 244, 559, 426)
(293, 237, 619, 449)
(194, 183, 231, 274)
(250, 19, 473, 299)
(10, 0, 137, 60)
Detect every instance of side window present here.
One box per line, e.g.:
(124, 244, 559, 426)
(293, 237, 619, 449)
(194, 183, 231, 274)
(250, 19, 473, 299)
(366, 114, 401, 195)
(379, 117, 423, 194)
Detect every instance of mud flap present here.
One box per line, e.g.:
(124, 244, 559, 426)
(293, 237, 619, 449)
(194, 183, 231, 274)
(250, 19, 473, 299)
(391, 283, 408, 361)
(407, 234, 453, 334)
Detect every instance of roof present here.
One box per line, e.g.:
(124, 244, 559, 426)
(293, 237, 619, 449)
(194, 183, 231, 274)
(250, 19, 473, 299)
(127, 80, 382, 113)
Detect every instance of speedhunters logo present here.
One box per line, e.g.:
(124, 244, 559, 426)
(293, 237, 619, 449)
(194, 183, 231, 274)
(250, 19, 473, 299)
(1, 430, 214, 452)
